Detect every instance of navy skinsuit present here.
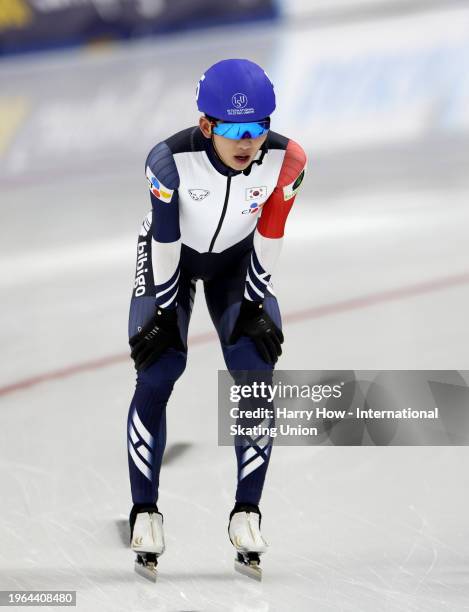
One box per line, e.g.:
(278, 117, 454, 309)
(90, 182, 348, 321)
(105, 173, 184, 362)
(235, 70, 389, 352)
(127, 126, 307, 507)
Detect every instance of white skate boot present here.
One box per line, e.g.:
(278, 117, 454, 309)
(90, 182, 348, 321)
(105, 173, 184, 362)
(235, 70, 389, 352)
(129, 504, 165, 581)
(228, 503, 268, 581)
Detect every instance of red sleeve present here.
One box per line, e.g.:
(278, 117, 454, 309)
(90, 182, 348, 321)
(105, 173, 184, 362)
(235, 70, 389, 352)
(257, 139, 307, 239)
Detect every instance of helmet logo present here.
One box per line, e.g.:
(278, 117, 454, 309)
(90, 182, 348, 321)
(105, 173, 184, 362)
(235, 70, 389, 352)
(232, 93, 248, 109)
(195, 74, 205, 101)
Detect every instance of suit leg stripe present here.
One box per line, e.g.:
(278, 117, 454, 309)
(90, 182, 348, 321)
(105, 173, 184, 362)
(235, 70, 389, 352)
(132, 408, 154, 448)
(134, 442, 152, 464)
(129, 421, 152, 452)
(241, 446, 257, 464)
(241, 435, 272, 466)
(255, 433, 272, 450)
(128, 423, 139, 445)
(251, 418, 273, 440)
(239, 455, 264, 480)
(128, 441, 152, 481)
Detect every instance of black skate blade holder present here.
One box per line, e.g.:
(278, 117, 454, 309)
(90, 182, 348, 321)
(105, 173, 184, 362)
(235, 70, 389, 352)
(134, 553, 158, 582)
(234, 552, 262, 581)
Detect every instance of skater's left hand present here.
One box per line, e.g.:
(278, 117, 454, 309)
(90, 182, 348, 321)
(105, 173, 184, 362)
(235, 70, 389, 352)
(229, 299, 283, 365)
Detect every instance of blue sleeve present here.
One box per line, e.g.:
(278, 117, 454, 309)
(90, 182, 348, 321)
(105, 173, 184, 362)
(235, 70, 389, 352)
(145, 142, 181, 243)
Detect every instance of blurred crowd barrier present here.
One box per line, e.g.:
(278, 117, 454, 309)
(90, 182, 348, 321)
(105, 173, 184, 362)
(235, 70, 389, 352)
(2, 0, 459, 57)
(284, 0, 467, 19)
(0, 1, 468, 192)
(0, 0, 277, 55)
(277, 8, 469, 150)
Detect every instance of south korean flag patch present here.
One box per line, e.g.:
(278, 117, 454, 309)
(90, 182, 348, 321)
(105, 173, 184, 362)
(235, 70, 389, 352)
(146, 166, 174, 203)
(246, 186, 268, 201)
(283, 168, 305, 201)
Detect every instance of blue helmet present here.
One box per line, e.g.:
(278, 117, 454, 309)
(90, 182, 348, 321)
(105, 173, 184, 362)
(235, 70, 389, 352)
(196, 58, 276, 122)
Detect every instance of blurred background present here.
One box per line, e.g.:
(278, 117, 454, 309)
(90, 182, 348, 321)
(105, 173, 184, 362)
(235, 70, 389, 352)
(1, 1, 469, 611)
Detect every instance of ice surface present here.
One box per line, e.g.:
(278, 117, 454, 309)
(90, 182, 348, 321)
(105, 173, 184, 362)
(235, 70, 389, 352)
(1, 4, 469, 610)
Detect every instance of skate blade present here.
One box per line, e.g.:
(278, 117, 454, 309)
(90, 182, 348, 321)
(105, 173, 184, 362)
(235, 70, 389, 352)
(234, 558, 262, 581)
(134, 560, 157, 582)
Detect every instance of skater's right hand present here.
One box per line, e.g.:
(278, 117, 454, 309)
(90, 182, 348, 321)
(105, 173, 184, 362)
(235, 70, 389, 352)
(129, 307, 185, 371)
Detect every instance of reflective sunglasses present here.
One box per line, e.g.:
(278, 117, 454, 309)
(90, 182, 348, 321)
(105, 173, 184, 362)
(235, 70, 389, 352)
(211, 118, 270, 140)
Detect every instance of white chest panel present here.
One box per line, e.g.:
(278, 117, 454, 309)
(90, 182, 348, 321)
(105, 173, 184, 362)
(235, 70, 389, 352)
(174, 149, 286, 253)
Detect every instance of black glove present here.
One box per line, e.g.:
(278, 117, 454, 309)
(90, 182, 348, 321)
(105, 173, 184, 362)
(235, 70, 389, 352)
(229, 299, 284, 365)
(129, 307, 185, 371)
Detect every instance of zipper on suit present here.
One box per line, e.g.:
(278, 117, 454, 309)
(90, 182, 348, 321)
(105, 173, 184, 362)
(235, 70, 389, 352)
(208, 175, 232, 253)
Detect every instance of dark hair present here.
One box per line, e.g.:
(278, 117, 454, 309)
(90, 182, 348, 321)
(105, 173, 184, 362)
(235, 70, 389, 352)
(204, 114, 271, 125)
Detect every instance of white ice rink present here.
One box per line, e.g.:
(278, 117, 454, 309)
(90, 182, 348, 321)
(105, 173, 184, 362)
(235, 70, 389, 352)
(1, 3, 469, 610)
